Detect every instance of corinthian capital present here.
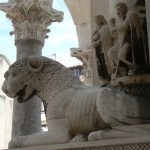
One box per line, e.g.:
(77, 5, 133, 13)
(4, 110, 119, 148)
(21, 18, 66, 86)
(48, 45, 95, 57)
(0, 0, 64, 43)
(70, 48, 93, 78)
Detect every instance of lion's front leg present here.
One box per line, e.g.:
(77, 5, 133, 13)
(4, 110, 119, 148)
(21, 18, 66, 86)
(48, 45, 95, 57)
(9, 118, 71, 148)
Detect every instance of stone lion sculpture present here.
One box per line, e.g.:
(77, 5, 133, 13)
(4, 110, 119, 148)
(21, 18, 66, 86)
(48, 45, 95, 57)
(2, 56, 150, 148)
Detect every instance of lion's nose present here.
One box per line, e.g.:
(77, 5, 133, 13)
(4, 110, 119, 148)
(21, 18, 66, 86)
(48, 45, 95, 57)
(2, 83, 8, 94)
(2, 86, 7, 94)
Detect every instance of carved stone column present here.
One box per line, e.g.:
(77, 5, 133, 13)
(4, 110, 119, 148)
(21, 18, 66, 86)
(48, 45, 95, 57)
(70, 48, 95, 87)
(0, 0, 63, 137)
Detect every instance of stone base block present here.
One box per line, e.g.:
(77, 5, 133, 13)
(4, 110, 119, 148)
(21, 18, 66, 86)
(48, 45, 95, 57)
(3, 136, 150, 150)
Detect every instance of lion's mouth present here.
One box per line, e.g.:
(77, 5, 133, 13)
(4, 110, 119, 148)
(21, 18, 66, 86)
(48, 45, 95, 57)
(15, 85, 37, 103)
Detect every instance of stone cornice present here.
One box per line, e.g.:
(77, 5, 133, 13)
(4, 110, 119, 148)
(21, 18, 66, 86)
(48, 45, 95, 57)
(0, 0, 64, 43)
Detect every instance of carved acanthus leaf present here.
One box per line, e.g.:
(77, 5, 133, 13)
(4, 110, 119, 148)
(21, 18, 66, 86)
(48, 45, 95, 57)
(71, 48, 93, 78)
(0, 0, 64, 43)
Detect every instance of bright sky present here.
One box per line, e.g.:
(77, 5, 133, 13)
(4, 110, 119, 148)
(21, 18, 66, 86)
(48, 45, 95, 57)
(0, 0, 81, 67)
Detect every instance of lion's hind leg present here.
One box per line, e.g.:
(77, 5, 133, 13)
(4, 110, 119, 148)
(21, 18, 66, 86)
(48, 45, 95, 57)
(88, 124, 150, 141)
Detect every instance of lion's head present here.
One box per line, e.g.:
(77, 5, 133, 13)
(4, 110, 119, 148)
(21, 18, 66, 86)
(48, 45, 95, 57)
(2, 56, 81, 104)
(2, 56, 46, 103)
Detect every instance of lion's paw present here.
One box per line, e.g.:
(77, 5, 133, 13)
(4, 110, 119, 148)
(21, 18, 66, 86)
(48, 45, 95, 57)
(8, 137, 24, 148)
(88, 131, 102, 141)
(8, 140, 17, 149)
(70, 134, 87, 143)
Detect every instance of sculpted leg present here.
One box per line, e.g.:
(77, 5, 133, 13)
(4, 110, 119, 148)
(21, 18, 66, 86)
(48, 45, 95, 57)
(88, 128, 131, 141)
(88, 124, 150, 141)
(108, 45, 119, 72)
(9, 119, 71, 148)
(119, 43, 129, 60)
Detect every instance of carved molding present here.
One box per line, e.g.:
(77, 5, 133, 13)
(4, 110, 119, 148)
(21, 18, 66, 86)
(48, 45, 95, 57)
(70, 48, 93, 78)
(4, 136, 150, 150)
(0, 0, 64, 43)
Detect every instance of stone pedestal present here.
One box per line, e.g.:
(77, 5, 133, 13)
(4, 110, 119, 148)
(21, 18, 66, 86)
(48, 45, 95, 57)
(5, 136, 150, 150)
(109, 0, 137, 18)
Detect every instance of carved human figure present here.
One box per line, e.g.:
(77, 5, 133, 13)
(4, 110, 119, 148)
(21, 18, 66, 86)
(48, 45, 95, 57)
(92, 15, 114, 80)
(108, 2, 149, 77)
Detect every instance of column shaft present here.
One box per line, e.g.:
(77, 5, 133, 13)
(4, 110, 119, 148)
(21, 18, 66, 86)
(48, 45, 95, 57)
(0, 0, 63, 138)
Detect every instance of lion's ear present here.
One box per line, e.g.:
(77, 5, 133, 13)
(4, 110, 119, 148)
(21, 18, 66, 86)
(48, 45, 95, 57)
(28, 56, 43, 72)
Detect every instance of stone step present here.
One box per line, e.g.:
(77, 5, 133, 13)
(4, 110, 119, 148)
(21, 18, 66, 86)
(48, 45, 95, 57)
(3, 136, 150, 150)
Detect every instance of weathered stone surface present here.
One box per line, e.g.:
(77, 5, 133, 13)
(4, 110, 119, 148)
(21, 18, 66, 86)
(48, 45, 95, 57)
(67, 0, 150, 86)
(111, 74, 150, 86)
(0, 0, 64, 139)
(5, 136, 150, 150)
(11, 96, 41, 137)
(65, 0, 91, 48)
(1, 0, 150, 149)
(2, 56, 150, 148)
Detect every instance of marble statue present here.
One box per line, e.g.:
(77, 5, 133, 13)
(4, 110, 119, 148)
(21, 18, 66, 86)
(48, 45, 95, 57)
(108, 2, 149, 77)
(2, 56, 150, 148)
(92, 15, 114, 81)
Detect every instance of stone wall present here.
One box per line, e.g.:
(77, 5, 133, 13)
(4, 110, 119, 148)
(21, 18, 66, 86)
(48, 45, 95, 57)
(91, 0, 110, 32)
(0, 55, 13, 149)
